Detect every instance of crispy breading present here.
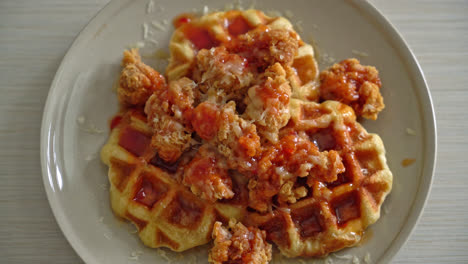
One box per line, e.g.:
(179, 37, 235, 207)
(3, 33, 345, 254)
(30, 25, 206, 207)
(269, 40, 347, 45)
(248, 131, 345, 212)
(228, 27, 299, 70)
(183, 145, 234, 202)
(319, 58, 385, 120)
(144, 77, 196, 163)
(118, 49, 166, 106)
(209, 220, 272, 264)
(191, 101, 261, 173)
(244, 63, 291, 143)
(193, 47, 254, 102)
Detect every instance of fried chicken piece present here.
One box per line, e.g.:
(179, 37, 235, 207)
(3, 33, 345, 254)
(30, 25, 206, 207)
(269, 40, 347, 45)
(248, 131, 345, 212)
(190, 101, 220, 140)
(193, 47, 254, 101)
(144, 77, 196, 163)
(183, 145, 234, 202)
(209, 220, 272, 264)
(319, 58, 384, 120)
(244, 63, 291, 143)
(118, 49, 166, 106)
(228, 27, 299, 70)
(278, 181, 308, 204)
(191, 101, 261, 172)
(307, 149, 345, 187)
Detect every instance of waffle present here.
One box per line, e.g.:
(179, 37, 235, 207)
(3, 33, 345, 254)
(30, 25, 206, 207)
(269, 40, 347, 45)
(100, 110, 247, 252)
(100, 7, 393, 262)
(166, 9, 320, 101)
(247, 100, 392, 257)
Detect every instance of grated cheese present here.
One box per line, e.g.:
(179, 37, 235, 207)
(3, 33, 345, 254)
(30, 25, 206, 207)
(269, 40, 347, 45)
(320, 52, 336, 65)
(156, 248, 172, 262)
(203, 5, 209, 15)
(151, 20, 167, 31)
(146, 0, 155, 14)
(77, 116, 104, 134)
(352, 49, 369, 57)
(129, 249, 143, 261)
(147, 38, 159, 45)
(85, 153, 96, 161)
(352, 256, 360, 264)
(334, 253, 353, 260)
(103, 233, 112, 240)
(79, 123, 104, 134)
(143, 23, 149, 39)
(127, 41, 145, 49)
(363, 253, 371, 264)
(99, 183, 107, 190)
(406, 128, 416, 136)
(77, 116, 85, 125)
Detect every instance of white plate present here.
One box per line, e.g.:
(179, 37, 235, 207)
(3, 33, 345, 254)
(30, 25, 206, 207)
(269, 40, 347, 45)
(40, 0, 436, 263)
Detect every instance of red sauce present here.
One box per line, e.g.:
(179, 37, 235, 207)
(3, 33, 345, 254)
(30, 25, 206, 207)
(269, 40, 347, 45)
(150, 154, 180, 174)
(183, 24, 219, 50)
(291, 205, 324, 238)
(331, 191, 361, 226)
(118, 127, 151, 157)
(191, 102, 219, 140)
(165, 193, 203, 228)
(228, 16, 252, 36)
(260, 213, 291, 247)
(109, 158, 136, 191)
(326, 172, 350, 188)
(133, 173, 169, 208)
(310, 128, 337, 151)
(148, 71, 167, 91)
(110, 115, 122, 130)
(173, 13, 195, 28)
(185, 155, 219, 185)
(257, 78, 290, 107)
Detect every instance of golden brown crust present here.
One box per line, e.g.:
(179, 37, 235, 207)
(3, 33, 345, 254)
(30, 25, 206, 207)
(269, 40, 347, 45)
(209, 220, 272, 264)
(183, 145, 234, 202)
(193, 46, 254, 102)
(227, 27, 299, 70)
(247, 131, 345, 212)
(319, 58, 385, 120)
(144, 77, 195, 163)
(118, 49, 166, 106)
(243, 63, 291, 143)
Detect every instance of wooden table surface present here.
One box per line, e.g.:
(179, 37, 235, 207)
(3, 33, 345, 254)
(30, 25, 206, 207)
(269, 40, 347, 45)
(1, 0, 467, 263)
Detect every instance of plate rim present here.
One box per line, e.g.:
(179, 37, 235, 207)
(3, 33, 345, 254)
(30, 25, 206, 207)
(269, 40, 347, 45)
(358, 1, 437, 263)
(40, 0, 437, 263)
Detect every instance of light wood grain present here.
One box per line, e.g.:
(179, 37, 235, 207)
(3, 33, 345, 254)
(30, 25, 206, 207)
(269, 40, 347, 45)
(1, 0, 467, 263)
